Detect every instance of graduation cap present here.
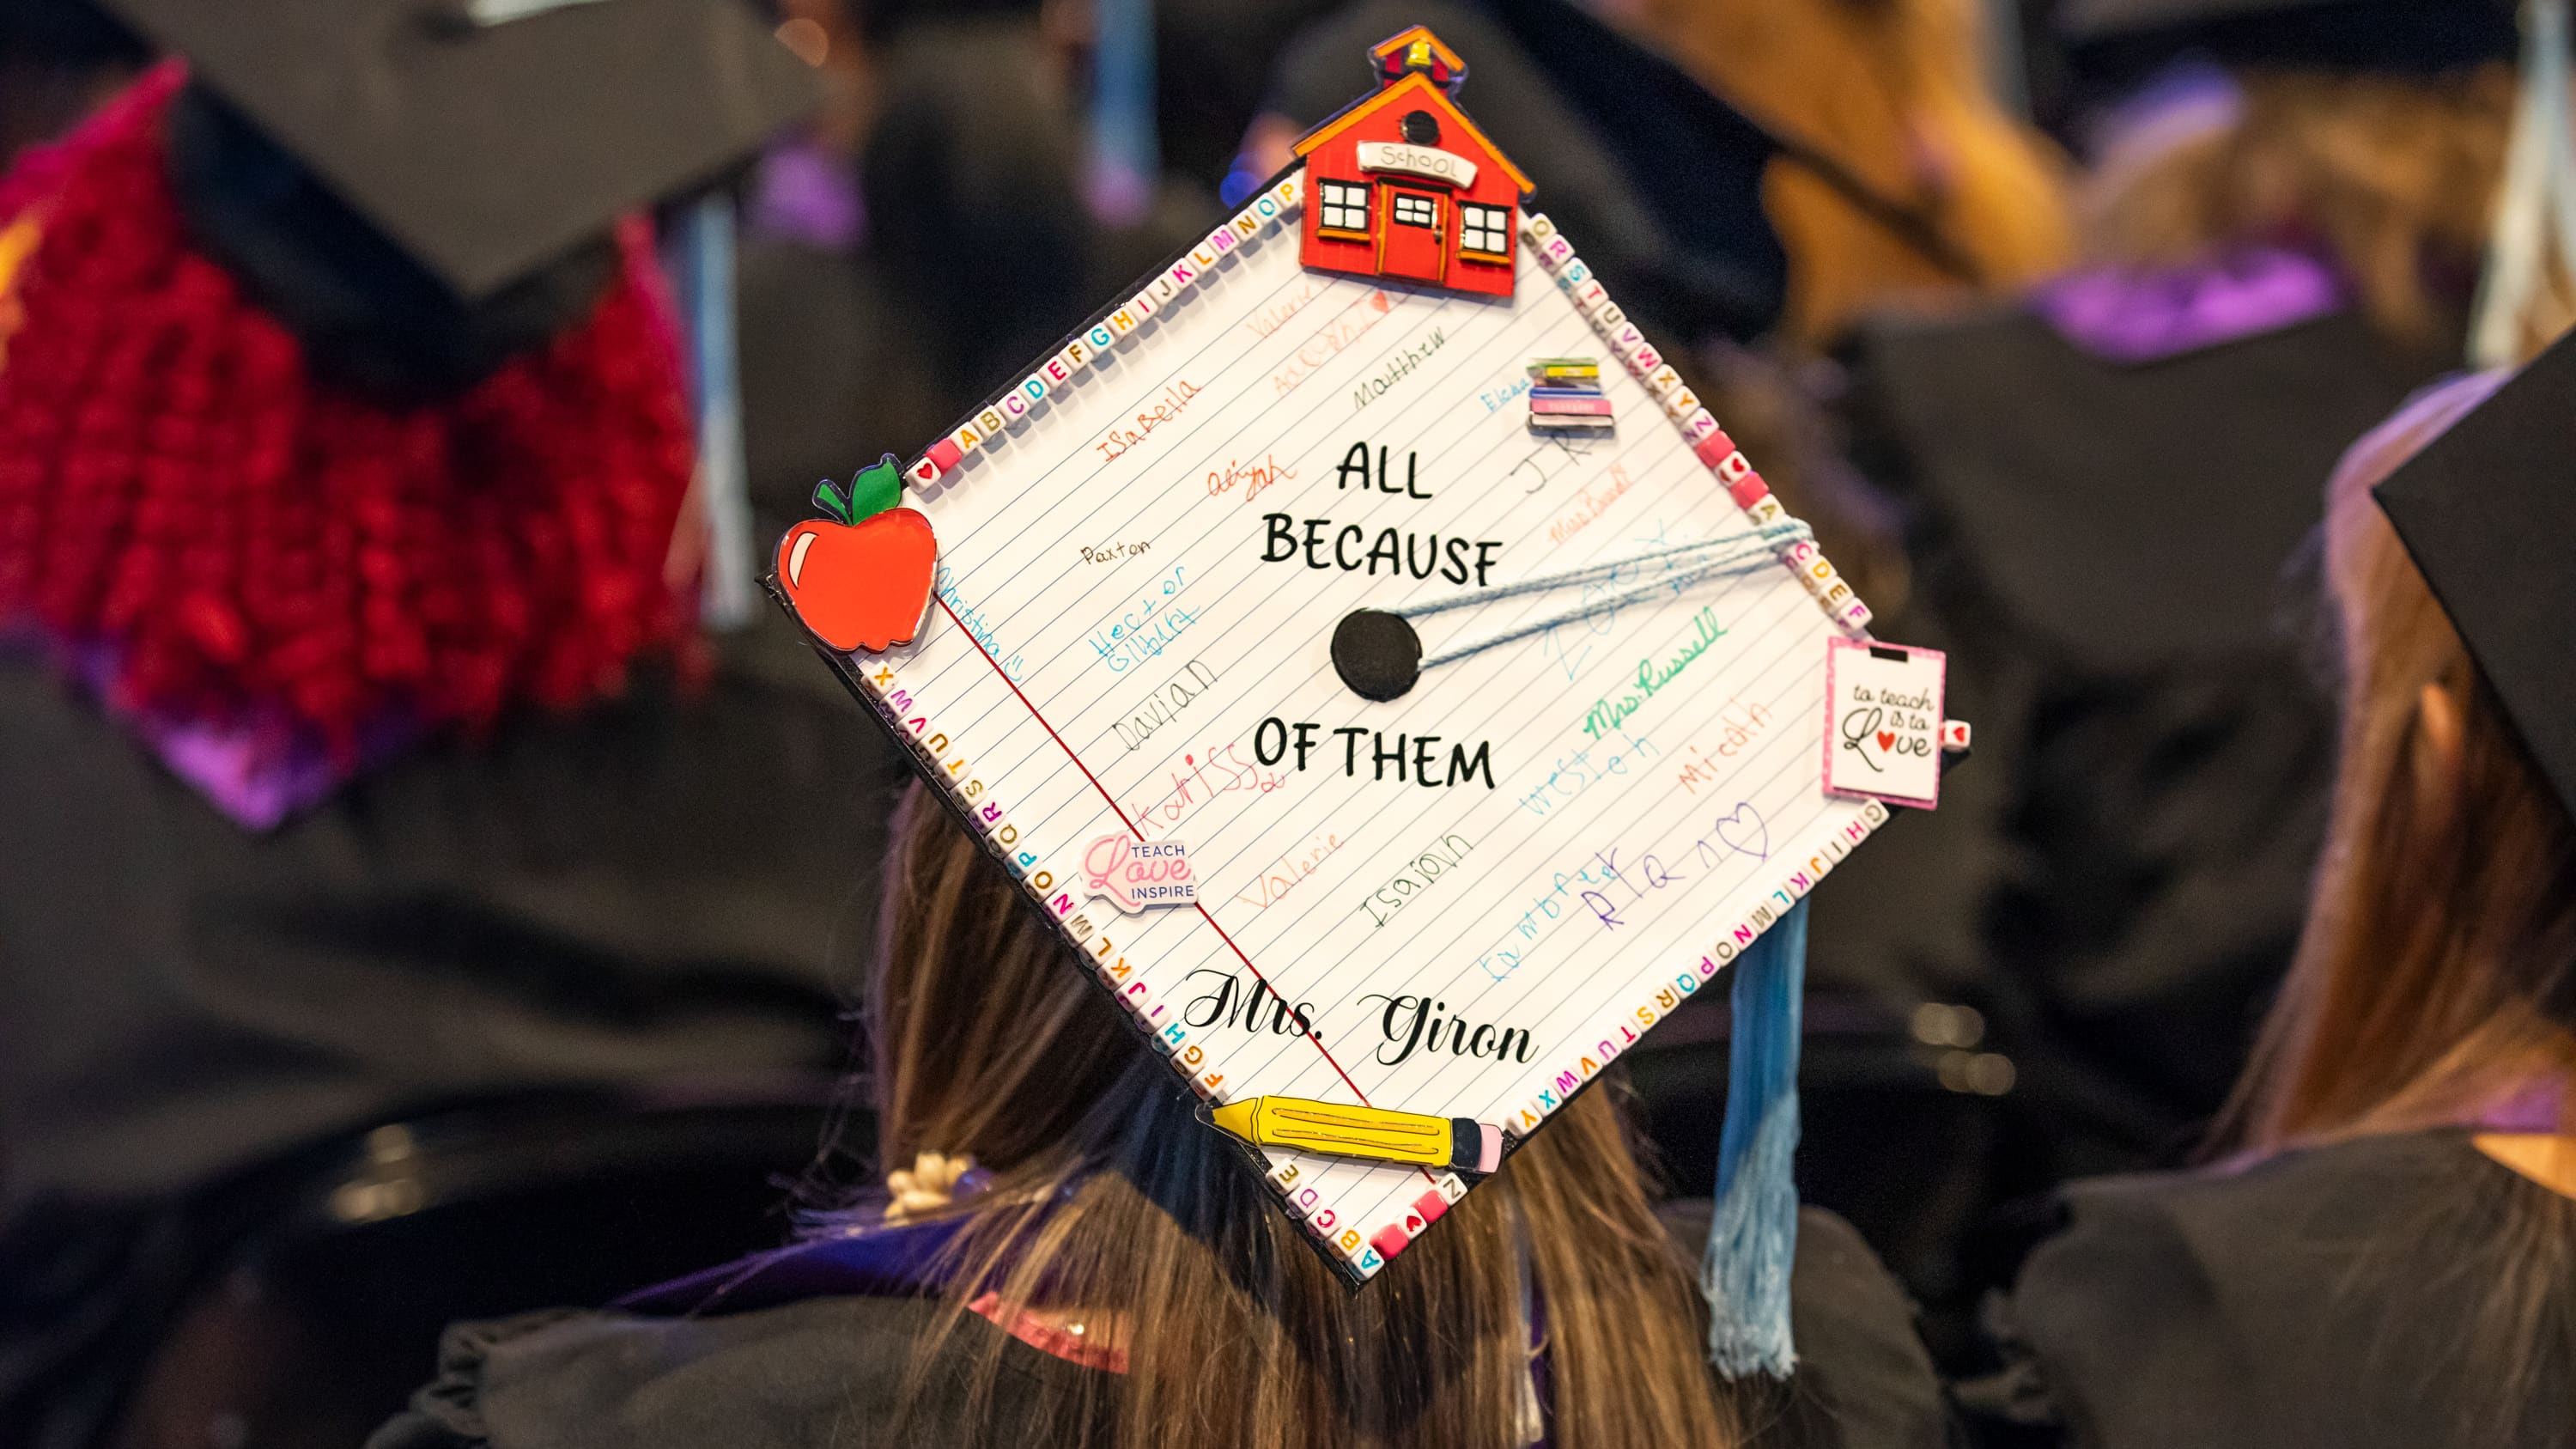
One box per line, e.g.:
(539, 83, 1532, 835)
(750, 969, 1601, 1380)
(769, 26, 1944, 1381)
(96, 0, 820, 303)
(2373, 330, 2576, 820)
(2060, 0, 2521, 81)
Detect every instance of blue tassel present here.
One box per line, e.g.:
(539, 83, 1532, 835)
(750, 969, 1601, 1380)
(1703, 896, 1809, 1379)
(1086, 0, 1157, 224)
(678, 193, 756, 631)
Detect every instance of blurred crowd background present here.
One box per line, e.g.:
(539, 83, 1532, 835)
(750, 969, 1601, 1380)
(0, 0, 2530, 1444)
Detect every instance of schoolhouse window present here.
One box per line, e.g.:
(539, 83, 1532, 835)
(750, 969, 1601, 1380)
(1459, 203, 1510, 258)
(1318, 180, 1371, 234)
(1392, 193, 1437, 228)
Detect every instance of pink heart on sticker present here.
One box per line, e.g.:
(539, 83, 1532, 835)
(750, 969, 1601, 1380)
(1876, 731, 1896, 752)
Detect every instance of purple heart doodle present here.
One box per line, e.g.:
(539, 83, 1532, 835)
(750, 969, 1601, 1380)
(1714, 802, 1769, 861)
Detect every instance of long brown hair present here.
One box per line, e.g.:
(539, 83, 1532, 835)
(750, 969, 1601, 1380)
(2216, 367, 2576, 1438)
(2082, 67, 2519, 349)
(863, 782, 1737, 1449)
(1627, 0, 2075, 349)
(2228, 377, 2576, 1148)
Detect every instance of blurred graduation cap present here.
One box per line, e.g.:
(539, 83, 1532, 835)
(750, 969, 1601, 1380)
(94, 0, 819, 396)
(2373, 329, 2576, 821)
(2060, 0, 2520, 82)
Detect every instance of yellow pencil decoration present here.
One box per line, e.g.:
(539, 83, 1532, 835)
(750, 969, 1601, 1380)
(1206, 1095, 1503, 1173)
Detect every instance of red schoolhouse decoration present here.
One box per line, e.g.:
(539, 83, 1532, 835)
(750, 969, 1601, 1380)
(1292, 27, 1534, 299)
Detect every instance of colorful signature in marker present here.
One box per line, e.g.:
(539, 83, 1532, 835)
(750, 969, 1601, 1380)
(1094, 379, 1203, 464)
(1130, 740, 1287, 838)
(1579, 606, 1726, 740)
(1206, 453, 1297, 506)
(1087, 565, 1197, 673)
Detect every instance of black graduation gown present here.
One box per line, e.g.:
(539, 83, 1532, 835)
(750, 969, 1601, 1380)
(1826, 299, 2449, 1172)
(1975, 1130, 2576, 1448)
(0, 607, 906, 1221)
(364, 1208, 1949, 1449)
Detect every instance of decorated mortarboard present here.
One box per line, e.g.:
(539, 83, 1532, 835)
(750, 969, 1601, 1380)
(2373, 329, 2576, 821)
(772, 27, 1963, 1361)
(92, 0, 819, 302)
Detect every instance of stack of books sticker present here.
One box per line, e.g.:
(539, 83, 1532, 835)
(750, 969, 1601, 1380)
(1526, 356, 1613, 434)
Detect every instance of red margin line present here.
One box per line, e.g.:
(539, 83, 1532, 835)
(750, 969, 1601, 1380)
(934, 595, 1387, 1114)
(936, 598, 1144, 839)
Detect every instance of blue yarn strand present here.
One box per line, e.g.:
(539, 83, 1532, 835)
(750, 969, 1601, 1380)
(1704, 896, 1809, 1380)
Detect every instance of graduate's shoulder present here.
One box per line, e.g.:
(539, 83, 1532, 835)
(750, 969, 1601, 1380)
(362, 1294, 1072, 1449)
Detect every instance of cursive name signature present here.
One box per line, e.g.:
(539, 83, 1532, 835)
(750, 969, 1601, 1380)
(1580, 606, 1727, 740)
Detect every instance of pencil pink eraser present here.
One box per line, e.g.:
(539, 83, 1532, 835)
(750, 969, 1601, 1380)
(1474, 1123, 1502, 1173)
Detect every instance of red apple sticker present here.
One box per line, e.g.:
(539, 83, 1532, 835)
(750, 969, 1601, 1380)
(773, 454, 939, 653)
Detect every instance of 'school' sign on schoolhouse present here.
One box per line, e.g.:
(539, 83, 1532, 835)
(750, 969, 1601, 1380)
(774, 26, 1933, 1284)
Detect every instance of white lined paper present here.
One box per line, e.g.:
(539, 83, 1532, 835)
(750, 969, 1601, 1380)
(829, 193, 1881, 1280)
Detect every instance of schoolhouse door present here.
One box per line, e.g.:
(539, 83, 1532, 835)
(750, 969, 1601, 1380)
(1377, 186, 1447, 285)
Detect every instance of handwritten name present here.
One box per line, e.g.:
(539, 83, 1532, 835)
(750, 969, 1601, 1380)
(1358, 832, 1474, 928)
(1481, 375, 1533, 414)
(1546, 462, 1635, 546)
(1093, 379, 1202, 463)
(1243, 277, 1326, 339)
(1674, 704, 1774, 794)
(1086, 565, 1196, 673)
(1516, 732, 1658, 817)
(1206, 453, 1296, 506)
(934, 568, 1025, 680)
(1351, 327, 1447, 411)
(1079, 540, 1151, 564)
(1131, 741, 1286, 837)
(1271, 291, 1391, 397)
(1113, 658, 1217, 752)
(1581, 606, 1727, 740)
(1236, 831, 1345, 910)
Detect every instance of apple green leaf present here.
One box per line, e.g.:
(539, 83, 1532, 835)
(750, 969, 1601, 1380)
(811, 478, 854, 527)
(848, 453, 905, 520)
